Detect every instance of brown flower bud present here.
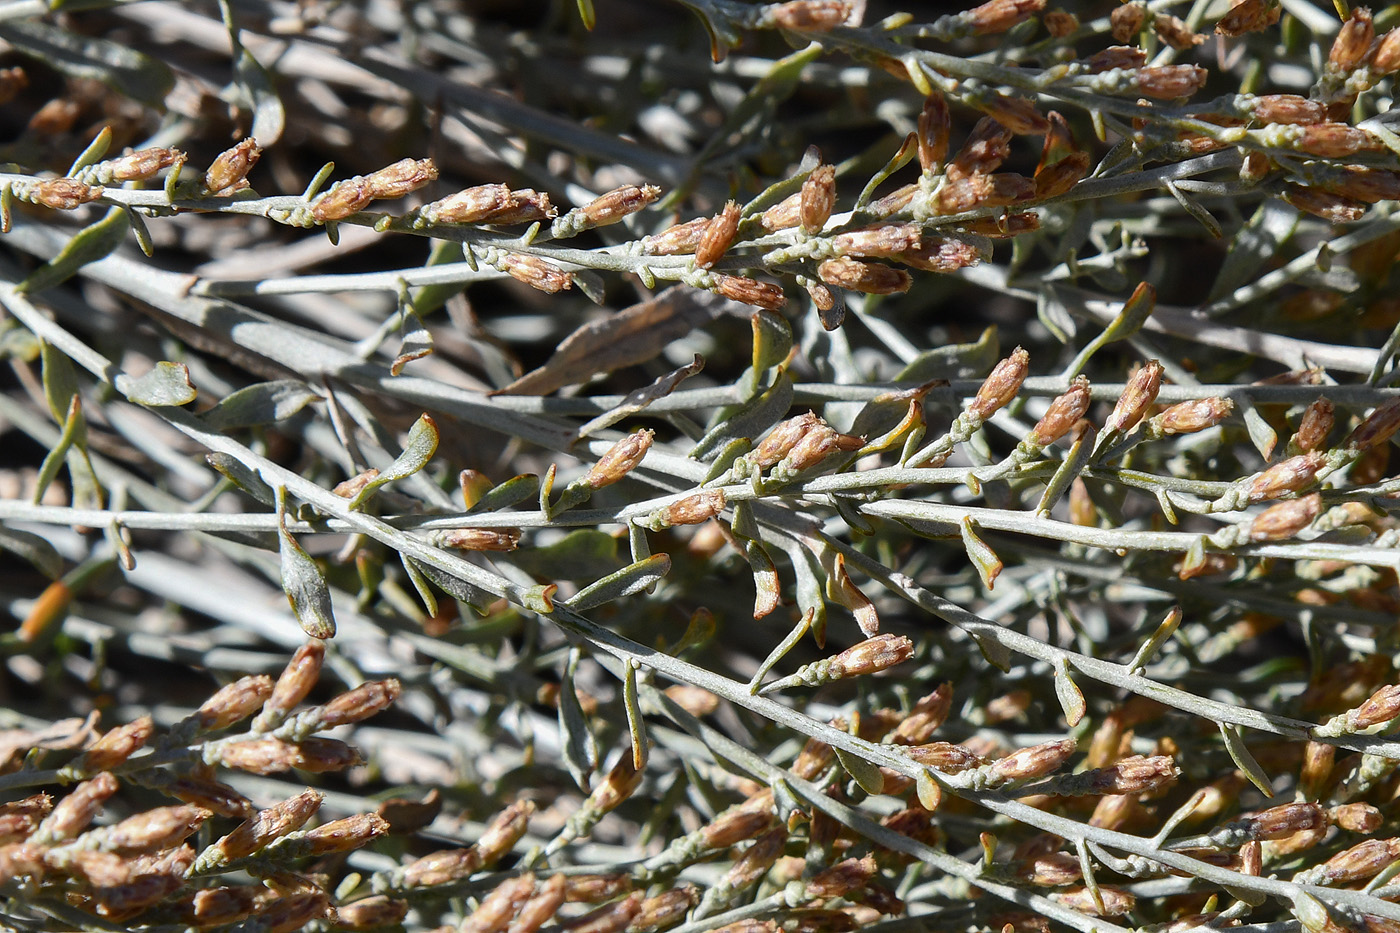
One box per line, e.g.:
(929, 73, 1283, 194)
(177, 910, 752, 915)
(81, 716, 154, 772)
(1084, 755, 1178, 794)
(817, 257, 912, 294)
(98, 804, 209, 855)
(108, 147, 185, 181)
(1298, 123, 1382, 158)
(1020, 850, 1082, 886)
(958, 212, 1041, 238)
(565, 892, 643, 933)
(1284, 184, 1367, 223)
(477, 800, 535, 866)
(510, 873, 567, 933)
(793, 736, 836, 780)
(830, 635, 914, 678)
(807, 856, 876, 898)
(968, 0, 1046, 35)
(1029, 376, 1091, 445)
(1110, 1, 1147, 40)
(1136, 65, 1208, 99)
(1320, 166, 1400, 204)
(196, 675, 274, 731)
(696, 201, 741, 269)
(763, 0, 852, 30)
(949, 118, 1013, 182)
(971, 347, 1029, 419)
(339, 895, 411, 931)
(1087, 46, 1146, 72)
(91, 870, 187, 921)
(1216, 0, 1280, 35)
(752, 413, 821, 468)
(0, 794, 51, 845)
(203, 138, 261, 197)
(723, 827, 787, 892)
(1330, 6, 1375, 71)
(214, 788, 323, 861)
(1034, 152, 1090, 199)
(1051, 886, 1135, 917)
(758, 193, 803, 232)
(832, 223, 921, 259)
(781, 422, 863, 471)
(255, 641, 325, 729)
(1347, 397, 1400, 450)
(488, 189, 557, 224)
(1332, 802, 1383, 833)
(366, 157, 438, 201)
(41, 772, 119, 842)
(702, 807, 775, 849)
(1295, 398, 1334, 452)
(1248, 491, 1322, 541)
(219, 736, 362, 774)
(918, 93, 951, 173)
(319, 679, 401, 728)
(175, 885, 260, 926)
(1244, 450, 1329, 502)
(463, 875, 536, 933)
(1314, 838, 1400, 885)
(582, 185, 661, 227)
(800, 163, 836, 234)
(714, 274, 787, 311)
(933, 173, 1034, 214)
(1352, 683, 1400, 729)
(905, 741, 985, 773)
(898, 236, 982, 272)
(565, 873, 633, 903)
(30, 177, 102, 210)
(979, 93, 1050, 135)
(1249, 94, 1325, 125)
(1241, 801, 1327, 839)
(1375, 27, 1400, 73)
(440, 527, 523, 551)
(630, 885, 698, 932)
(1107, 360, 1164, 433)
(427, 184, 518, 224)
(0, 842, 44, 883)
(332, 468, 380, 499)
(990, 738, 1076, 781)
(165, 776, 254, 819)
(586, 429, 655, 489)
(260, 892, 331, 933)
(654, 489, 726, 526)
(403, 846, 484, 887)
(868, 182, 918, 217)
(1043, 9, 1077, 35)
(503, 254, 573, 294)
(890, 683, 954, 745)
(1153, 396, 1234, 435)
(591, 750, 645, 814)
(1154, 12, 1203, 48)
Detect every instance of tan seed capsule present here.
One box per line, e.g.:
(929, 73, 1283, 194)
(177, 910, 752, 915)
(758, 193, 803, 232)
(970, 347, 1029, 420)
(1330, 6, 1375, 71)
(1250, 94, 1325, 126)
(1347, 397, 1400, 449)
(800, 164, 836, 234)
(1295, 398, 1334, 451)
(427, 184, 519, 224)
(196, 674, 274, 731)
(918, 93, 951, 173)
(763, 0, 852, 30)
(565, 873, 633, 903)
(403, 846, 484, 887)
(260, 892, 331, 933)
(713, 274, 787, 311)
(1087, 755, 1179, 794)
(1110, 1, 1147, 40)
(630, 885, 698, 932)
(366, 157, 438, 200)
(338, 895, 410, 931)
(1245, 450, 1329, 502)
(1154, 396, 1234, 435)
(30, 178, 102, 210)
(1216, 0, 1280, 35)
(220, 736, 361, 775)
(1243, 801, 1327, 839)
(830, 635, 914, 677)
(255, 641, 325, 729)
(905, 741, 985, 773)
(696, 201, 741, 269)
(832, 223, 921, 259)
(0, 842, 44, 883)
(203, 138, 261, 197)
(1352, 683, 1400, 729)
(1086, 46, 1147, 72)
(933, 173, 1034, 214)
(1107, 359, 1164, 433)
(215, 788, 323, 861)
(81, 716, 154, 772)
(586, 428, 655, 489)
(782, 422, 863, 471)
(1375, 27, 1400, 73)
(581, 184, 661, 226)
(898, 236, 982, 272)
(817, 257, 912, 294)
(510, 873, 567, 933)
(1051, 886, 1134, 917)
(1332, 802, 1383, 833)
(319, 679, 401, 728)
(1136, 65, 1208, 99)
(1297, 123, 1382, 158)
(656, 489, 726, 526)
(477, 800, 536, 866)
(1029, 376, 1091, 445)
(312, 179, 373, 222)
(753, 414, 823, 468)
(440, 527, 523, 551)
(108, 147, 186, 181)
(40, 772, 119, 842)
(990, 738, 1076, 781)
(967, 0, 1046, 35)
(303, 812, 390, 855)
(1249, 492, 1322, 541)
(503, 254, 573, 294)
(1284, 185, 1367, 223)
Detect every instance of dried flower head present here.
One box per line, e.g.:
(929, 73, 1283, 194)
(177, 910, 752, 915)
(1346, 397, 1400, 450)
(1153, 397, 1234, 435)
(762, 0, 852, 30)
(581, 184, 661, 227)
(968, 0, 1046, 36)
(1216, 0, 1280, 35)
(1030, 376, 1091, 445)
(829, 635, 914, 678)
(970, 347, 1029, 420)
(203, 138, 261, 197)
(1107, 360, 1164, 433)
(752, 413, 822, 468)
(1330, 6, 1375, 71)
(817, 257, 912, 294)
(801, 163, 836, 234)
(1249, 492, 1322, 541)
(696, 201, 741, 269)
(586, 429, 655, 488)
(30, 178, 103, 210)
(1244, 451, 1329, 502)
(714, 274, 787, 311)
(989, 739, 1076, 781)
(918, 93, 951, 173)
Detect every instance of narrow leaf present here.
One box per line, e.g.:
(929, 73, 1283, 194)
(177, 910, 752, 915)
(399, 550, 438, 618)
(276, 486, 336, 639)
(0, 20, 174, 106)
(348, 414, 439, 510)
(1220, 723, 1274, 797)
(20, 206, 128, 295)
(408, 558, 492, 612)
(748, 608, 813, 694)
(833, 747, 885, 795)
(206, 452, 275, 506)
(203, 380, 319, 430)
(691, 369, 793, 461)
(1053, 658, 1086, 727)
(623, 661, 647, 770)
(467, 473, 540, 514)
(0, 525, 64, 578)
(560, 647, 599, 792)
(567, 553, 671, 611)
(960, 517, 1003, 591)
(576, 355, 704, 439)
